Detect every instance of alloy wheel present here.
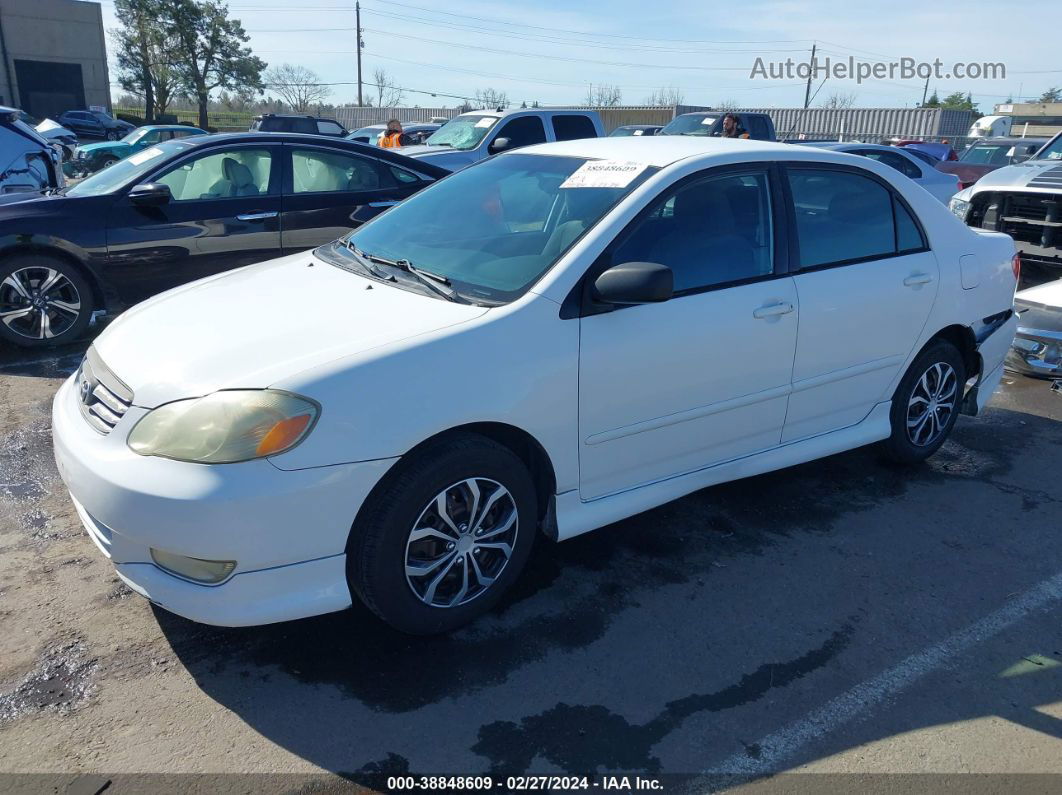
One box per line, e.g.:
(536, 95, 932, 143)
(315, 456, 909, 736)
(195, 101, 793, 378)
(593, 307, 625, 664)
(404, 477, 519, 608)
(906, 361, 958, 446)
(0, 266, 82, 340)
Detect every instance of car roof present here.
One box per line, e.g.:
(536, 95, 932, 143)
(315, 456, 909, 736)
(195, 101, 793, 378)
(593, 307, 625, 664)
(166, 131, 451, 177)
(969, 136, 1049, 145)
(519, 136, 808, 168)
(142, 124, 205, 131)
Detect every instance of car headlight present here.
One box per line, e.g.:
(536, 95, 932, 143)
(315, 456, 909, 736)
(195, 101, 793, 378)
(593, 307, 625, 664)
(949, 196, 971, 221)
(127, 390, 319, 464)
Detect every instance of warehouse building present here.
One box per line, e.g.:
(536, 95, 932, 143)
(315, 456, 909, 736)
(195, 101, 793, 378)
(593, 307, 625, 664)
(0, 0, 110, 118)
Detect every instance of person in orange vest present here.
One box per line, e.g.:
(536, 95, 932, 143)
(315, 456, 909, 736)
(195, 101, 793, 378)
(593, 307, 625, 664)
(379, 119, 408, 148)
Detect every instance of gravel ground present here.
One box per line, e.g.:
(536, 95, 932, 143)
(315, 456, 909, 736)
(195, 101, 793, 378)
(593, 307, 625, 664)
(0, 328, 1060, 793)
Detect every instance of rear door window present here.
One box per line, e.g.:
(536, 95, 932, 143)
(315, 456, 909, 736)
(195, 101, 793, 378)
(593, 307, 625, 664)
(786, 167, 926, 268)
(316, 120, 345, 136)
(552, 115, 597, 141)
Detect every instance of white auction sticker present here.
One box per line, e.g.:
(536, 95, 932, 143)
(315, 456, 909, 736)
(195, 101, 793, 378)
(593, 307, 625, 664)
(561, 159, 646, 189)
(127, 147, 163, 165)
(700, 116, 718, 125)
(475, 117, 495, 128)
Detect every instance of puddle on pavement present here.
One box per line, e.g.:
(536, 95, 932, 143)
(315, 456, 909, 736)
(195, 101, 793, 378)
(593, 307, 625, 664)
(0, 636, 99, 724)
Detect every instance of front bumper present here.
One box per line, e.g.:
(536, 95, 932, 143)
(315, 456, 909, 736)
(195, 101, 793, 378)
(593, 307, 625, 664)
(52, 375, 397, 626)
(1007, 326, 1062, 378)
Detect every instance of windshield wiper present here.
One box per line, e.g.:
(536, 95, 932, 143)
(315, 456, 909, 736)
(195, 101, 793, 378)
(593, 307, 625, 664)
(359, 251, 459, 302)
(342, 240, 396, 281)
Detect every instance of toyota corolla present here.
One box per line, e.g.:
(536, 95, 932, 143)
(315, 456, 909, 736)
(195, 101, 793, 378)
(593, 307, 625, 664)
(52, 137, 1019, 634)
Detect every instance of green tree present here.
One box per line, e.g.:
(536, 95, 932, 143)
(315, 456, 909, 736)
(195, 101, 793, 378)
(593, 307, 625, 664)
(922, 91, 940, 108)
(1039, 87, 1062, 103)
(113, 0, 164, 121)
(937, 91, 978, 113)
(161, 0, 265, 129)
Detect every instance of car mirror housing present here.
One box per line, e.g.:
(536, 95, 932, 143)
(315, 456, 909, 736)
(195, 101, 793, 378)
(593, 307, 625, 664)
(128, 182, 172, 207)
(489, 137, 511, 154)
(593, 261, 673, 306)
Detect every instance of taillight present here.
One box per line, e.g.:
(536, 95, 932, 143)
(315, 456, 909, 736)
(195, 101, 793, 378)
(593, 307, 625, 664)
(1012, 253, 1021, 281)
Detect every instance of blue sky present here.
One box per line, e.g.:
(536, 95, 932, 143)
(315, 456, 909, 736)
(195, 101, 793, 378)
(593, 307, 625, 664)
(96, 0, 1062, 110)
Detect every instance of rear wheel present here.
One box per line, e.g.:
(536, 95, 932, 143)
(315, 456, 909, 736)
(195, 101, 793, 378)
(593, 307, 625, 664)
(0, 255, 93, 347)
(880, 340, 966, 464)
(347, 433, 537, 634)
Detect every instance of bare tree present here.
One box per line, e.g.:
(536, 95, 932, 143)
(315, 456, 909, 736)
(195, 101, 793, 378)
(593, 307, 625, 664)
(715, 99, 740, 111)
(821, 92, 858, 109)
(644, 86, 685, 106)
(372, 68, 405, 108)
(263, 63, 331, 112)
(474, 87, 509, 109)
(585, 83, 622, 107)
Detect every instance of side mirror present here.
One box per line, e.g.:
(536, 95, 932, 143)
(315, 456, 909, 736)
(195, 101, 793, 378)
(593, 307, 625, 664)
(128, 182, 172, 206)
(593, 261, 673, 305)
(489, 137, 512, 154)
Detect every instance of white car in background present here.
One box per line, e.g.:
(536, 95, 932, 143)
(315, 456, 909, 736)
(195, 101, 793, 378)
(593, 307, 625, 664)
(53, 137, 1018, 634)
(805, 142, 961, 203)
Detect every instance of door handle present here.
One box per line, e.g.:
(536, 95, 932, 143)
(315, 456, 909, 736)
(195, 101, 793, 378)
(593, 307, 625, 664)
(753, 301, 794, 319)
(236, 211, 278, 222)
(903, 273, 934, 287)
(368, 200, 400, 208)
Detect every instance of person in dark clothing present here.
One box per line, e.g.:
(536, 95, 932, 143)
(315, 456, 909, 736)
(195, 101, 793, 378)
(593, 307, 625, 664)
(720, 113, 750, 139)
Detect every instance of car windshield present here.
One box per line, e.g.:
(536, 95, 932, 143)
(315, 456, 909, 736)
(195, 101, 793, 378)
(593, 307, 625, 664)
(424, 115, 497, 150)
(338, 153, 657, 303)
(1035, 136, 1062, 160)
(66, 140, 194, 196)
(349, 126, 383, 141)
(660, 115, 717, 136)
(610, 128, 639, 137)
(121, 127, 151, 144)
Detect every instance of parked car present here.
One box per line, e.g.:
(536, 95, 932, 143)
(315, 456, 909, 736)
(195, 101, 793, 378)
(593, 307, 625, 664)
(0, 132, 448, 347)
(936, 137, 1049, 190)
(51, 137, 1018, 633)
(897, 141, 958, 162)
(950, 131, 1062, 274)
(346, 123, 441, 146)
(397, 108, 604, 170)
(17, 112, 78, 160)
(659, 112, 776, 140)
(804, 142, 960, 203)
(0, 106, 63, 195)
(73, 124, 209, 175)
(1007, 278, 1062, 378)
(58, 110, 135, 141)
(250, 114, 348, 137)
(609, 125, 662, 137)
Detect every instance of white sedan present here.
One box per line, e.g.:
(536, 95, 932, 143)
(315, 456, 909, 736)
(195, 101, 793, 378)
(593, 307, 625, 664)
(53, 137, 1019, 634)
(805, 142, 961, 204)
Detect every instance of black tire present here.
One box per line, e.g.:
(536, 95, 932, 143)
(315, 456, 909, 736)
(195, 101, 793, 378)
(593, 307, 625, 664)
(0, 254, 94, 348)
(880, 340, 967, 465)
(347, 432, 538, 634)
(99, 155, 119, 169)
(106, 130, 120, 141)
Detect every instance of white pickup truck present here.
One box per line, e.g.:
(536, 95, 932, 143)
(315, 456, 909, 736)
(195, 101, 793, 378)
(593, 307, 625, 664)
(397, 108, 604, 171)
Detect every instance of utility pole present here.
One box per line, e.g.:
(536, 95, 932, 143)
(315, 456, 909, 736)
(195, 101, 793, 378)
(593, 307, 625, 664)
(921, 75, 929, 107)
(803, 42, 816, 109)
(356, 1, 363, 106)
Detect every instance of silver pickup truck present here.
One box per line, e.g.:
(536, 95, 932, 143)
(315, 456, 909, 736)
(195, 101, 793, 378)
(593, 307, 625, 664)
(397, 108, 604, 171)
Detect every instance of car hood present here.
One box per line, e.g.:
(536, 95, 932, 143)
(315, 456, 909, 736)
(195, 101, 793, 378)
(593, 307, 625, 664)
(396, 145, 476, 170)
(968, 158, 1062, 191)
(93, 251, 489, 407)
(1017, 279, 1062, 311)
(35, 119, 76, 139)
(77, 140, 127, 155)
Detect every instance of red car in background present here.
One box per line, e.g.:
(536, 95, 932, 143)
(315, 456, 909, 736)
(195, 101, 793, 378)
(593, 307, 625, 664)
(935, 137, 1050, 189)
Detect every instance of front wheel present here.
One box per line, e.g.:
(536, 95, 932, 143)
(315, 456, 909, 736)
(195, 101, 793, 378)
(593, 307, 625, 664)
(880, 340, 967, 464)
(98, 155, 119, 170)
(347, 433, 538, 634)
(0, 255, 93, 347)
(106, 130, 120, 141)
